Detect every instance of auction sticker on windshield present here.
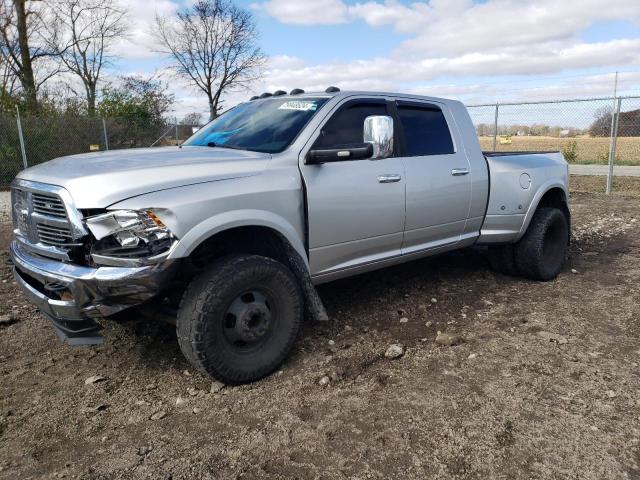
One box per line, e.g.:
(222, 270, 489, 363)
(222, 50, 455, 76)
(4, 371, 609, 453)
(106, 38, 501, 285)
(278, 101, 318, 111)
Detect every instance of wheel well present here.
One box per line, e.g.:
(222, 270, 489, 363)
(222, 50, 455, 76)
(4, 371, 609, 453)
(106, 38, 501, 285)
(189, 226, 294, 269)
(158, 226, 330, 320)
(182, 226, 328, 323)
(537, 187, 569, 214)
(535, 187, 571, 236)
(165, 226, 297, 305)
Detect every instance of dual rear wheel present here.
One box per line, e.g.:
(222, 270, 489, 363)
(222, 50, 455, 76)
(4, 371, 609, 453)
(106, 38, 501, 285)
(488, 207, 569, 281)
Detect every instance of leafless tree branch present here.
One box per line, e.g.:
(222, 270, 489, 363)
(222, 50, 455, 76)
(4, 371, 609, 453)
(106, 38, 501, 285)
(46, 0, 128, 115)
(0, 0, 60, 110)
(155, 0, 265, 120)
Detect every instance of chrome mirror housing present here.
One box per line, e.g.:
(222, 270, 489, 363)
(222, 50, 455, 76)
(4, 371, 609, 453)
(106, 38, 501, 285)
(363, 115, 394, 160)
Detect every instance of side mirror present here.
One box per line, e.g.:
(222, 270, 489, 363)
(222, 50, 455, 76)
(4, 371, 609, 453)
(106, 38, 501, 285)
(307, 143, 373, 164)
(364, 115, 393, 160)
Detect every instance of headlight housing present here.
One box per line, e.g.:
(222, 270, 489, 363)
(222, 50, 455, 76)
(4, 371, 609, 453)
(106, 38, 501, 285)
(85, 210, 176, 267)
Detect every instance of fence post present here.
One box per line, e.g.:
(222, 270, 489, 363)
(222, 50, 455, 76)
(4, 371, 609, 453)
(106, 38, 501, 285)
(606, 98, 622, 195)
(175, 117, 179, 146)
(15, 106, 28, 169)
(492, 103, 499, 151)
(102, 117, 109, 151)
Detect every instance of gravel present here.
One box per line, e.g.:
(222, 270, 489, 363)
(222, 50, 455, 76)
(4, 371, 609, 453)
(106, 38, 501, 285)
(384, 343, 405, 359)
(435, 331, 464, 346)
(0, 191, 9, 222)
(1, 186, 640, 479)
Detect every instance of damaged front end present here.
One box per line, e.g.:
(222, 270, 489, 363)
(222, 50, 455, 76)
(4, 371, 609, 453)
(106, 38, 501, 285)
(9, 179, 178, 345)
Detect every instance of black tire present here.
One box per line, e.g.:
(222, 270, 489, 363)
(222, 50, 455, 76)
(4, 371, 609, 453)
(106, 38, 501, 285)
(487, 244, 518, 276)
(514, 207, 569, 281)
(176, 254, 303, 384)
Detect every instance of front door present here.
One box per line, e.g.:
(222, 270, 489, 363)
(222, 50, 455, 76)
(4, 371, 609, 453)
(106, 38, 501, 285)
(300, 99, 406, 279)
(395, 100, 472, 254)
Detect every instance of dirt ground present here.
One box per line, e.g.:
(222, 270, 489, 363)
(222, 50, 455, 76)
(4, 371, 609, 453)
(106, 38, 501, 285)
(1, 177, 640, 480)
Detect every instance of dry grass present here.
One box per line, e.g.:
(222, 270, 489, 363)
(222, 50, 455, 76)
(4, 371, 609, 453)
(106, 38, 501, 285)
(570, 174, 640, 198)
(479, 136, 640, 166)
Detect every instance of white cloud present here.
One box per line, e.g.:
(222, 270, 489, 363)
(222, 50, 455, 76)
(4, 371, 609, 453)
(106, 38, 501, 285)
(110, 0, 640, 114)
(252, 0, 640, 57)
(406, 71, 640, 105)
(255, 38, 640, 88)
(242, 0, 640, 106)
(254, 0, 640, 56)
(250, 0, 348, 25)
(110, 0, 179, 60)
(388, 0, 640, 56)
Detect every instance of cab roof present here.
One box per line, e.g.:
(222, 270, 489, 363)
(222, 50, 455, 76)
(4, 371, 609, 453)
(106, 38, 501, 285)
(247, 88, 458, 108)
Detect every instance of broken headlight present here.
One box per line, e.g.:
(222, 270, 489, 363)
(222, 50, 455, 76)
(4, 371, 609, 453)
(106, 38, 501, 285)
(85, 210, 176, 266)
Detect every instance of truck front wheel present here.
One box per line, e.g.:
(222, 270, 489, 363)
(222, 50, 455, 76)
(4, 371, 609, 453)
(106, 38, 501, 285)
(176, 254, 303, 384)
(514, 207, 569, 281)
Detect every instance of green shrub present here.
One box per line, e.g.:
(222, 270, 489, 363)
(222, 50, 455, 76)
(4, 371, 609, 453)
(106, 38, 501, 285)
(562, 140, 579, 163)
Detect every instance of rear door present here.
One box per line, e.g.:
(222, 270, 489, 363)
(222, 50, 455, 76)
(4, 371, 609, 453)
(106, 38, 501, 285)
(395, 100, 472, 254)
(300, 98, 406, 278)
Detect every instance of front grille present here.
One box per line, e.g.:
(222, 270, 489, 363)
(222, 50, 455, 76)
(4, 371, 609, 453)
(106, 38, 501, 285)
(32, 193, 67, 218)
(12, 183, 82, 251)
(36, 224, 74, 246)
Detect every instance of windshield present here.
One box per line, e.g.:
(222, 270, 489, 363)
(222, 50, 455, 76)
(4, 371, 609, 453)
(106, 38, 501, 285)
(183, 97, 329, 153)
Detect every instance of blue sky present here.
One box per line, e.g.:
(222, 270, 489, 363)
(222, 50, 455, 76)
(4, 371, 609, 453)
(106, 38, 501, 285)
(109, 0, 640, 119)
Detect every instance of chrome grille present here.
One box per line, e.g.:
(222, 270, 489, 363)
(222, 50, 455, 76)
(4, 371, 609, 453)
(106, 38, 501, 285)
(36, 224, 74, 246)
(32, 193, 67, 218)
(11, 181, 86, 256)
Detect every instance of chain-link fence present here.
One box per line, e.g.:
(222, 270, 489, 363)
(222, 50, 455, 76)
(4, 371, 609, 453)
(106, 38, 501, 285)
(466, 96, 640, 166)
(2, 96, 639, 188)
(0, 115, 201, 186)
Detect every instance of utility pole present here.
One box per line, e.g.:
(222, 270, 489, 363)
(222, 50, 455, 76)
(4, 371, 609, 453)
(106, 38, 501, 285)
(606, 71, 619, 195)
(102, 118, 109, 151)
(16, 105, 28, 169)
(492, 103, 499, 151)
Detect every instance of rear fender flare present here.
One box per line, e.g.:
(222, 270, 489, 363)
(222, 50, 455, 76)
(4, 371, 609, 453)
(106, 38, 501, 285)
(515, 180, 568, 241)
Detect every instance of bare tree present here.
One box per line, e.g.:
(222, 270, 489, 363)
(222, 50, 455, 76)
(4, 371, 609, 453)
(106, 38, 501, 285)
(181, 112, 203, 125)
(0, 0, 59, 110)
(49, 0, 127, 115)
(155, 0, 264, 120)
(0, 46, 16, 93)
(589, 106, 613, 137)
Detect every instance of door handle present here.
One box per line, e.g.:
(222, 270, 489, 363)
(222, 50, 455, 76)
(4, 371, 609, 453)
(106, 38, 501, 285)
(451, 168, 469, 176)
(377, 174, 402, 183)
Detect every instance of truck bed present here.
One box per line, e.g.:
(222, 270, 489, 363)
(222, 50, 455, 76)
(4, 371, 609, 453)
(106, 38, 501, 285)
(479, 150, 568, 243)
(483, 151, 560, 157)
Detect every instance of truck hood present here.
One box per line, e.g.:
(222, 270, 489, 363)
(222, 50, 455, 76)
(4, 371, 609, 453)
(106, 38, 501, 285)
(17, 146, 271, 208)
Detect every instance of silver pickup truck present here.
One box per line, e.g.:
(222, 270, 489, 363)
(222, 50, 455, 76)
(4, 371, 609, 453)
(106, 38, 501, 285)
(10, 88, 570, 384)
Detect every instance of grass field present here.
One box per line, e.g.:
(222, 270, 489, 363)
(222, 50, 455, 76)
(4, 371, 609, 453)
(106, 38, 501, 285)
(478, 136, 640, 166)
(570, 175, 640, 198)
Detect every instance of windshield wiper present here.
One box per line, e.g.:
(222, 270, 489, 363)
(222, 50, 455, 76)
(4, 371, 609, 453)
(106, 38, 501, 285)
(206, 141, 249, 151)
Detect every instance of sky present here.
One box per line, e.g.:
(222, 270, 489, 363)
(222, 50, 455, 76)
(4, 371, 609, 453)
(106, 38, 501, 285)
(106, 0, 640, 120)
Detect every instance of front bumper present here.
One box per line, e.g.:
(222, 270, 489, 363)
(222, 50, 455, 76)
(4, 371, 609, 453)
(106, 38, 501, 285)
(9, 240, 177, 345)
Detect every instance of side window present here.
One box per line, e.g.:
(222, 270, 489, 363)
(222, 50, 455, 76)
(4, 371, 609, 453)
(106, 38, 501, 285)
(397, 105, 454, 156)
(314, 101, 388, 148)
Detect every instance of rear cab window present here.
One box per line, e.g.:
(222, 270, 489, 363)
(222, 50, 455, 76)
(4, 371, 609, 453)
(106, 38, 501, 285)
(396, 101, 455, 156)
